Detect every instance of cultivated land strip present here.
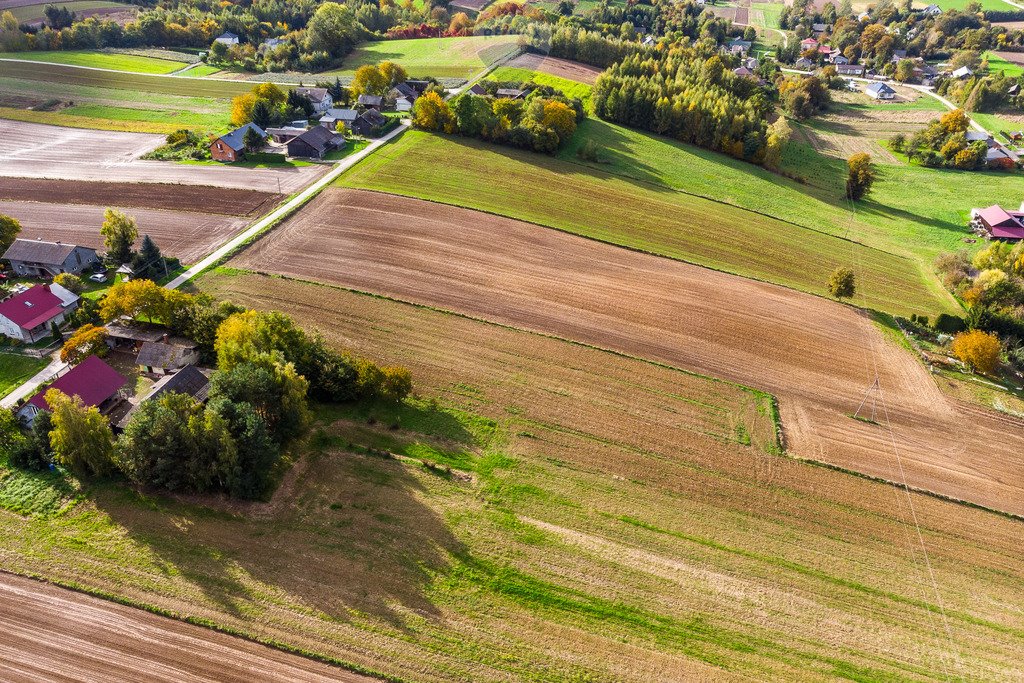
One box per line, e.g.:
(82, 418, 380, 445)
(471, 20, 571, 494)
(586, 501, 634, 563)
(230, 188, 1024, 516)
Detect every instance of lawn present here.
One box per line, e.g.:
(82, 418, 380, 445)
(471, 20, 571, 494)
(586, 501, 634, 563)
(0, 268, 1019, 681)
(0, 49, 187, 74)
(749, 1, 785, 29)
(338, 129, 955, 316)
(8, 0, 127, 23)
(0, 353, 47, 399)
(322, 35, 521, 80)
(487, 66, 593, 109)
(984, 51, 1024, 78)
(972, 111, 1024, 138)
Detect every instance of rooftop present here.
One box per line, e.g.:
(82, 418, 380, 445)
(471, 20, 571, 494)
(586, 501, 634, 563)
(0, 283, 77, 330)
(28, 355, 126, 412)
(3, 238, 90, 266)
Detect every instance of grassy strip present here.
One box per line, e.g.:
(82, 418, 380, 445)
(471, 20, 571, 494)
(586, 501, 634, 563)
(0, 353, 47, 399)
(0, 106, 183, 134)
(0, 50, 186, 74)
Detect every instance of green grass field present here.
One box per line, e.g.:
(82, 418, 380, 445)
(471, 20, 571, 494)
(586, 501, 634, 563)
(487, 66, 593, 108)
(339, 130, 953, 316)
(8, 0, 127, 23)
(0, 50, 187, 74)
(984, 52, 1024, 78)
(972, 111, 1024, 138)
(0, 353, 46, 399)
(322, 35, 521, 80)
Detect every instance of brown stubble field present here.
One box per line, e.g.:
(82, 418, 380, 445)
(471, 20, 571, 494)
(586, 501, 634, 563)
(230, 188, 1024, 516)
(194, 270, 1024, 681)
(506, 52, 606, 84)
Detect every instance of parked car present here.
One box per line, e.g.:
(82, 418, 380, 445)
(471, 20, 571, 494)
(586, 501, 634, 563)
(89, 273, 108, 283)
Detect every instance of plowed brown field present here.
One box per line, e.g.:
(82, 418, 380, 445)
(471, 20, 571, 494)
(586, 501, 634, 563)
(506, 53, 605, 84)
(232, 188, 1024, 515)
(0, 572, 370, 683)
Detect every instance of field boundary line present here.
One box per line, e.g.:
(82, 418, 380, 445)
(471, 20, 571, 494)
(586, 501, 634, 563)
(0, 568, 408, 683)
(337, 187, 951, 316)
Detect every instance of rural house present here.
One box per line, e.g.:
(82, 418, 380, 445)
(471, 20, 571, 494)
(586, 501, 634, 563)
(971, 204, 1024, 239)
(116, 365, 211, 430)
(726, 39, 752, 55)
(831, 54, 850, 65)
(3, 238, 98, 277)
(17, 355, 127, 426)
(214, 32, 239, 45)
(865, 82, 896, 100)
(351, 109, 388, 137)
(210, 122, 267, 162)
(320, 108, 359, 129)
(800, 37, 819, 51)
(357, 94, 384, 110)
(467, 83, 487, 96)
(294, 87, 332, 114)
(262, 37, 287, 50)
(266, 125, 307, 143)
(0, 283, 79, 343)
(286, 125, 344, 158)
(922, 4, 942, 15)
(136, 339, 201, 375)
(837, 63, 865, 76)
(495, 88, 526, 100)
(795, 57, 815, 70)
(951, 66, 973, 79)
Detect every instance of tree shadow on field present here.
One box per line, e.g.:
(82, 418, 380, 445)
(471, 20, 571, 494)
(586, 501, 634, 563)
(93, 440, 466, 631)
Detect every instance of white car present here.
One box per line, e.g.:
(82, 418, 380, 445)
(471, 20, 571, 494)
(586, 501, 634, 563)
(89, 273, 108, 283)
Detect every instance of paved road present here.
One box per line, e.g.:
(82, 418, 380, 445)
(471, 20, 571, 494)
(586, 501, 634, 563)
(0, 572, 372, 683)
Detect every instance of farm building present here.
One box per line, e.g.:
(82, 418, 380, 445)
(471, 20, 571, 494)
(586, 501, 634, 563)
(467, 83, 487, 96)
(0, 283, 79, 343)
(971, 204, 1024, 239)
(136, 339, 201, 375)
(357, 94, 384, 110)
(266, 125, 307, 143)
(837, 63, 865, 76)
(294, 87, 332, 114)
(351, 109, 388, 137)
(389, 83, 419, 112)
(262, 38, 287, 50)
(116, 365, 211, 430)
(320, 108, 358, 129)
(17, 355, 127, 426)
(286, 125, 344, 158)
(496, 88, 526, 100)
(3, 238, 98, 277)
(214, 32, 239, 45)
(210, 123, 267, 162)
(951, 66, 973, 79)
(104, 321, 167, 352)
(865, 82, 896, 99)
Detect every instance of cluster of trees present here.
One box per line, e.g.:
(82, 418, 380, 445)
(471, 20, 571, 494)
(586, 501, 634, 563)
(889, 109, 1000, 170)
(7, 281, 413, 499)
(778, 74, 831, 119)
(413, 82, 585, 154)
(99, 208, 171, 277)
(937, 65, 1023, 113)
(230, 82, 313, 128)
(591, 48, 777, 165)
(525, 23, 659, 69)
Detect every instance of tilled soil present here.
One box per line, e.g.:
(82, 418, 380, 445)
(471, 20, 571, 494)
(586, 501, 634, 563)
(506, 53, 606, 85)
(0, 178, 282, 217)
(0, 572, 371, 683)
(233, 188, 1024, 516)
(1, 200, 250, 264)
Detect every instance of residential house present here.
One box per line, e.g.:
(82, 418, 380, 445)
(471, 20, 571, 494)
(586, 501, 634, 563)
(3, 239, 98, 277)
(811, 22, 831, 35)
(467, 83, 487, 96)
(286, 125, 344, 158)
(320, 108, 359, 130)
(389, 83, 418, 111)
(214, 31, 239, 45)
(727, 39, 752, 56)
(357, 94, 384, 110)
(818, 45, 834, 58)
(922, 4, 942, 15)
(865, 82, 896, 99)
(800, 37, 819, 52)
(743, 56, 759, 70)
(641, 35, 655, 47)
(733, 66, 755, 78)
(971, 204, 1024, 239)
(951, 66, 973, 79)
(831, 54, 850, 65)
(351, 109, 388, 137)
(209, 122, 267, 162)
(857, 11, 870, 21)
(495, 88, 526, 99)
(986, 146, 1018, 167)
(294, 87, 332, 114)
(890, 49, 908, 63)
(0, 283, 79, 343)
(795, 57, 815, 70)
(405, 80, 430, 93)
(136, 339, 201, 375)
(17, 355, 127, 426)
(965, 130, 994, 146)
(261, 37, 287, 50)
(837, 63, 865, 76)
(116, 365, 211, 431)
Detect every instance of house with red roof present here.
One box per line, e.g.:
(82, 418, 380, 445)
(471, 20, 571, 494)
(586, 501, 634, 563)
(17, 355, 127, 426)
(800, 37, 819, 51)
(0, 283, 80, 343)
(971, 204, 1024, 240)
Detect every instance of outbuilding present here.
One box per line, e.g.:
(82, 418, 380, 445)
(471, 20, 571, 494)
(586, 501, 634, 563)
(286, 125, 344, 158)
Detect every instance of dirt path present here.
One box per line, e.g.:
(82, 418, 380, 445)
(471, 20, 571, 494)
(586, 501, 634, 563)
(0, 572, 372, 683)
(232, 188, 1024, 516)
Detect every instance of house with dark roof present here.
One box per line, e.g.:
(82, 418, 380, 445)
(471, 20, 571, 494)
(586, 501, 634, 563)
(971, 204, 1024, 239)
(405, 80, 430, 93)
(389, 83, 419, 112)
(350, 109, 388, 137)
(266, 125, 307, 143)
(495, 88, 526, 100)
(294, 87, 332, 114)
(3, 239, 98, 277)
(210, 122, 267, 162)
(104, 321, 167, 352)
(17, 355, 126, 426)
(137, 339, 200, 375)
(116, 365, 211, 430)
(726, 39, 752, 55)
(320, 108, 359, 130)
(357, 94, 384, 110)
(286, 125, 344, 158)
(0, 283, 79, 343)
(865, 81, 896, 99)
(831, 54, 850, 65)
(467, 83, 487, 96)
(837, 63, 865, 76)
(795, 57, 815, 70)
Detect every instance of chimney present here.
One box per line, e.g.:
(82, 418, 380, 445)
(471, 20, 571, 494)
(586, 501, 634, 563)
(162, 333, 169, 343)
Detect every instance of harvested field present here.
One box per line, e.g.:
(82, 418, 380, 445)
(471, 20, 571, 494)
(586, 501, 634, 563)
(0, 178, 281, 217)
(233, 188, 1024, 516)
(0, 120, 327, 192)
(0, 573, 369, 683)
(506, 52, 605, 84)
(1, 201, 250, 264)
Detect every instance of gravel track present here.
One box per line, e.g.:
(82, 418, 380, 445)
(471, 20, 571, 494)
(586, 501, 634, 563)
(232, 188, 1024, 516)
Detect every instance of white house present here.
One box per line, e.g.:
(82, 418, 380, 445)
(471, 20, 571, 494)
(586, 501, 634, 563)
(0, 283, 79, 343)
(293, 87, 333, 114)
(922, 4, 942, 16)
(865, 82, 896, 100)
(214, 31, 239, 45)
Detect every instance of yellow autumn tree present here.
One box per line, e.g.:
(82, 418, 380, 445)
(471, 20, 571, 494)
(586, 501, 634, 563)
(350, 64, 388, 97)
(230, 92, 258, 126)
(60, 324, 109, 364)
(541, 100, 577, 141)
(412, 91, 455, 132)
(100, 279, 167, 324)
(951, 330, 1001, 374)
(939, 109, 970, 135)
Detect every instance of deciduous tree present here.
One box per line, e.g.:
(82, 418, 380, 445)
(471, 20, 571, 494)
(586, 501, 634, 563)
(60, 324, 109, 364)
(952, 329, 1001, 374)
(53, 273, 84, 294)
(47, 389, 115, 477)
(845, 152, 875, 200)
(827, 267, 856, 299)
(100, 279, 166, 323)
(100, 208, 138, 264)
(0, 214, 20, 256)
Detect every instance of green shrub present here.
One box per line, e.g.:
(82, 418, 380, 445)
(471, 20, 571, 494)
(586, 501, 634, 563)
(933, 312, 966, 334)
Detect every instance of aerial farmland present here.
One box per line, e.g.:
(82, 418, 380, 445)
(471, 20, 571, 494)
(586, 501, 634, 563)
(2, 0, 1024, 681)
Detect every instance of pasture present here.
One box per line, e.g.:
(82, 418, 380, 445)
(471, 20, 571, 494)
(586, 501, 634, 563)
(338, 130, 954, 316)
(321, 35, 521, 80)
(0, 268, 1019, 681)
(0, 49, 187, 74)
